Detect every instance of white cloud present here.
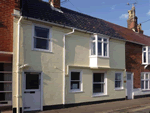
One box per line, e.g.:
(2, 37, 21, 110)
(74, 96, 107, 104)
(119, 13, 128, 19)
(111, 5, 116, 10)
(102, 2, 105, 4)
(147, 10, 150, 15)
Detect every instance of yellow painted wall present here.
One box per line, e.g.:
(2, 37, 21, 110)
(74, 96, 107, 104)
(13, 18, 126, 107)
(109, 39, 125, 69)
(65, 67, 126, 104)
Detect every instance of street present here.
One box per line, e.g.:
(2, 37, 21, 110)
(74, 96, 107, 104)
(2, 97, 150, 113)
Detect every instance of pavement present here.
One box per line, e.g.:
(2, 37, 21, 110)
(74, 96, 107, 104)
(2, 97, 150, 113)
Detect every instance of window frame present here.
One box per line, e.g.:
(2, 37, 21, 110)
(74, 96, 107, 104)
(115, 72, 123, 90)
(142, 46, 150, 65)
(141, 72, 150, 90)
(32, 24, 52, 52)
(90, 34, 109, 58)
(69, 70, 83, 93)
(92, 72, 107, 97)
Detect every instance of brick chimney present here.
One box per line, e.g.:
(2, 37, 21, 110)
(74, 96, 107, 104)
(49, 0, 60, 8)
(127, 6, 138, 32)
(137, 23, 144, 34)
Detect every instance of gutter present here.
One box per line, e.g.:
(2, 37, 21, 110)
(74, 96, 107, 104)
(16, 16, 23, 113)
(63, 29, 75, 105)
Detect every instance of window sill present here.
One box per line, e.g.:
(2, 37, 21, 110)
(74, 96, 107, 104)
(32, 48, 53, 53)
(142, 63, 150, 65)
(115, 88, 124, 91)
(92, 93, 108, 97)
(89, 56, 109, 59)
(141, 89, 150, 92)
(69, 90, 84, 93)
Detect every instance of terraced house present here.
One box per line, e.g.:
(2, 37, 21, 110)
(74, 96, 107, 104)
(0, 0, 150, 113)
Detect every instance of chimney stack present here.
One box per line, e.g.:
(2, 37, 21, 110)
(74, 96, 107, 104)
(127, 6, 138, 32)
(49, 0, 60, 8)
(137, 23, 144, 34)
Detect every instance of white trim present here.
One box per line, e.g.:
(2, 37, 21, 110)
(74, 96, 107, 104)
(69, 69, 83, 93)
(90, 34, 109, 58)
(114, 72, 124, 90)
(0, 51, 13, 54)
(32, 23, 52, 52)
(40, 72, 43, 111)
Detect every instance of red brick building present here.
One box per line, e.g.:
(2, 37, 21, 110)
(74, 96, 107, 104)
(107, 6, 150, 98)
(0, 0, 20, 107)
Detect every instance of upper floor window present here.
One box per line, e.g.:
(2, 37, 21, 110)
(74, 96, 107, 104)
(33, 25, 52, 52)
(142, 46, 150, 64)
(91, 35, 109, 57)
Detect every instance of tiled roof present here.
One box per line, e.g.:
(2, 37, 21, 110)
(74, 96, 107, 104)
(21, 0, 125, 40)
(21, 0, 150, 45)
(105, 21, 150, 46)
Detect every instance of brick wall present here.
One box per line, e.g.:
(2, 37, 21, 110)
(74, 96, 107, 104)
(126, 42, 150, 88)
(0, 0, 20, 52)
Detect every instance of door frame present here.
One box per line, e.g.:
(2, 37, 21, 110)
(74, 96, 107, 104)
(22, 71, 43, 112)
(126, 72, 134, 99)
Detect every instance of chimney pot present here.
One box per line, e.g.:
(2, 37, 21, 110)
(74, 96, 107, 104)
(49, 0, 60, 8)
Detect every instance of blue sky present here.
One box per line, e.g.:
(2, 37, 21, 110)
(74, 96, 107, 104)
(44, 0, 150, 36)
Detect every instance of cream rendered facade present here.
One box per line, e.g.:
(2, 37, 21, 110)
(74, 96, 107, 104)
(13, 17, 126, 109)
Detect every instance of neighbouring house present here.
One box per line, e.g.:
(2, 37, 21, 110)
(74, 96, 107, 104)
(106, 6, 150, 99)
(12, 0, 126, 112)
(0, 0, 20, 108)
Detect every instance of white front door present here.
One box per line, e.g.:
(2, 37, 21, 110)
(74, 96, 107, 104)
(126, 72, 133, 99)
(23, 72, 41, 111)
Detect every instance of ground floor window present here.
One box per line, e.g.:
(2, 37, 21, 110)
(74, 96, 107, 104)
(141, 73, 150, 90)
(93, 73, 106, 95)
(70, 71, 82, 92)
(115, 72, 123, 89)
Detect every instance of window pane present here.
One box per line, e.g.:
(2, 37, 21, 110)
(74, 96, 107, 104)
(104, 39, 107, 42)
(127, 74, 131, 80)
(98, 42, 102, 55)
(115, 73, 121, 80)
(93, 73, 104, 82)
(146, 81, 148, 89)
(148, 52, 150, 64)
(141, 74, 144, 79)
(71, 81, 80, 89)
(26, 74, 39, 89)
(148, 47, 150, 51)
(91, 42, 96, 55)
(71, 72, 80, 80)
(34, 38, 49, 50)
(93, 84, 104, 93)
(143, 47, 146, 51)
(144, 52, 146, 63)
(141, 81, 144, 89)
(98, 37, 102, 41)
(115, 81, 121, 88)
(146, 73, 149, 79)
(35, 26, 49, 38)
(104, 43, 107, 56)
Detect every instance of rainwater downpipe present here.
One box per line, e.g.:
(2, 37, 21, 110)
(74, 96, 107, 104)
(16, 16, 23, 113)
(63, 29, 75, 105)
